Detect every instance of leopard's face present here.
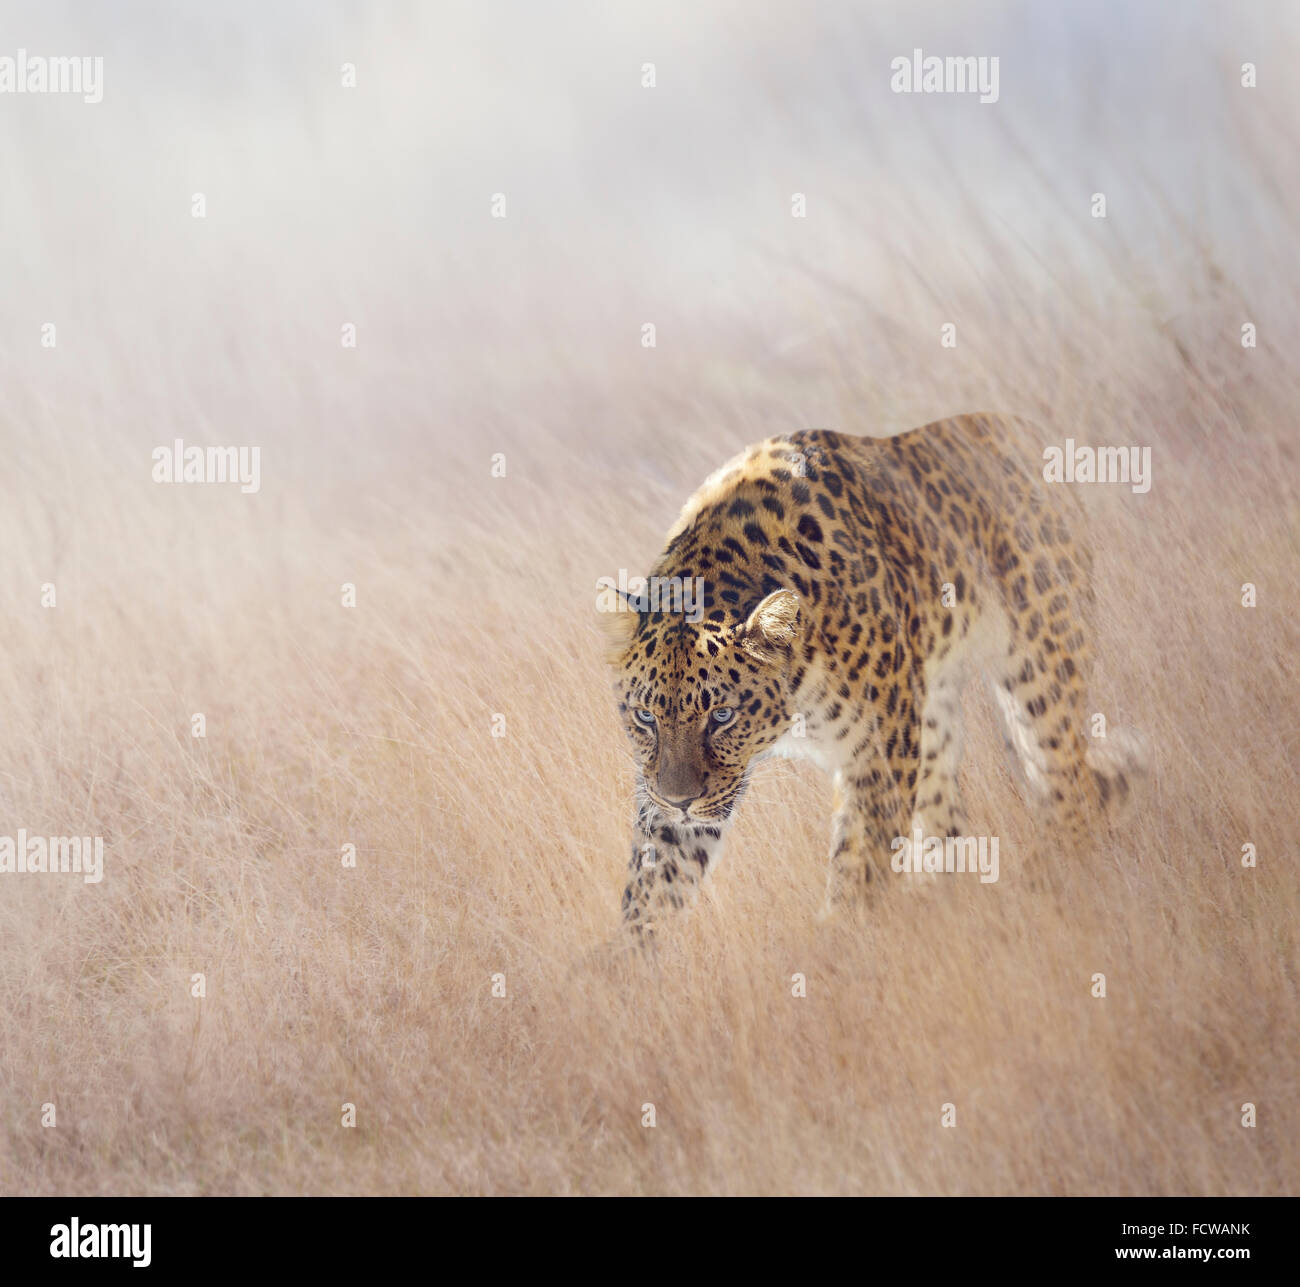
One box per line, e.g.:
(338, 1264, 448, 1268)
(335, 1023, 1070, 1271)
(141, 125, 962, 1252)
(610, 589, 802, 823)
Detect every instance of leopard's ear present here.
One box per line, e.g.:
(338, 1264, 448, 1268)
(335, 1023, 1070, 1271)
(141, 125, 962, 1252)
(596, 578, 646, 665)
(737, 589, 801, 663)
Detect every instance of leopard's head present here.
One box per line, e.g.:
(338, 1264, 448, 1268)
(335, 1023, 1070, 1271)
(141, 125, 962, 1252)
(604, 587, 802, 822)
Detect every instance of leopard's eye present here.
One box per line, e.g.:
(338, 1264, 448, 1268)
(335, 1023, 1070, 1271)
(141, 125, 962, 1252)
(635, 709, 656, 726)
(711, 707, 734, 725)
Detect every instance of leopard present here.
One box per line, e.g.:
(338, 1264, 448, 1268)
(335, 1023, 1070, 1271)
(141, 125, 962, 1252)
(602, 413, 1144, 937)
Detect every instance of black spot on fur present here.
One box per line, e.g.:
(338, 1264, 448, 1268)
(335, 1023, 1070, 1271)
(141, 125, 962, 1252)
(796, 514, 824, 543)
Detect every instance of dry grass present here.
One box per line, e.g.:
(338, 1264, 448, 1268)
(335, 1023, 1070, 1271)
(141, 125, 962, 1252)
(1, 0, 1297, 1194)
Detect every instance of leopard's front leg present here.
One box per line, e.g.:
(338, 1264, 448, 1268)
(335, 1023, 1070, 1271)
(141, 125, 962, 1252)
(821, 707, 922, 913)
(620, 788, 728, 939)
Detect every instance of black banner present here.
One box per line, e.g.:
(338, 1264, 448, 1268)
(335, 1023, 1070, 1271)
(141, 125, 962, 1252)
(1, 1197, 1280, 1273)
